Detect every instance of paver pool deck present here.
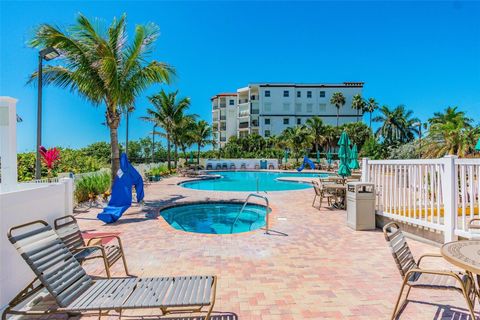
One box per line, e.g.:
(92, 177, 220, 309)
(28, 175, 480, 319)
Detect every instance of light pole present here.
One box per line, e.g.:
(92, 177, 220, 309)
(151, 124, 157, 163)
(36, 47, 60, 179)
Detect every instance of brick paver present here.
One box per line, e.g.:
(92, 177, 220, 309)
(17, 175, 480, 319)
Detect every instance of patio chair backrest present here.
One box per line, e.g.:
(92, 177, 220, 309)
(8, 220, 93, 308)
(312, 181, 322, 196)
(54, 215, 85, 253)
(382, 222, 418, 278)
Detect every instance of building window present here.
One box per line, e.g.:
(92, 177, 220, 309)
(306, 103, 313, 113)
(283, 103, 290, 111)
(265, 130, 271, 137)
(295, 103, 302, 112)
(229, 99, 234, 105)
(319, 103, 327, 112)
(307, 91, 312, 98)
(283, 118, 289, 125)
(264, 102, 272, 112)
(265, 90, 271, 97)
(264, 118, 270, 125)
(296, 91, 301, 98)
(320, 91, 326, 97)
(297, 118, 301, 125)
(283, 90, 289, 97)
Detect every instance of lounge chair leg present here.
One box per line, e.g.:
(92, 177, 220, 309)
(391, 280, 408, 320)
(121, 254, 130, 276)
(205, 276, 218, 320)
(312, 195, 317, 208)
(459, 281, 476, 320)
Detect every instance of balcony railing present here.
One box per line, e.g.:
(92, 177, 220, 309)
(220, 115, 226, 120)
(251, 109, 259, 115)
(212, 105, 218, 110)
(239, 122, 249, 129)
(220, 125, 226, 130)
(250, 95, 258, 101)
(220, 137, 226, 142)
(251, 121, 259, 127)
(219, 104, 226, 108)
(238, 98, 249, 104)
(238, 111, 249, 117)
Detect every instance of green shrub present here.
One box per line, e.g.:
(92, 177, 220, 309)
(74, 172, 111, 203)
(147, 165, 170, 177)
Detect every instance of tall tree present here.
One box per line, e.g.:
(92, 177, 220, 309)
(305, 116, 326, 156)
(192, 120, 212, 164)
(373, 105, 420, 145)
(330, 92, 346, 127)
(142, 90, 190, 170)
(282, 125, 312, 164)
(29, 14, 173, 182)
(351, 94, 366, 122)
(364, 98, 379, 129)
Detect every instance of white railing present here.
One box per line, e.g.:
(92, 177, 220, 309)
(363, 156, 480, 242)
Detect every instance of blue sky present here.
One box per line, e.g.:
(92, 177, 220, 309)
(1, 1, 479, 152)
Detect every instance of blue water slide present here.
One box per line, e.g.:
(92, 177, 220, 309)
(97, 153, 144, 224)
(297, 156, 315, 171)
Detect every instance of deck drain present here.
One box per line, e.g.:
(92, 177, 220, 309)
(277, 217, 287, 221)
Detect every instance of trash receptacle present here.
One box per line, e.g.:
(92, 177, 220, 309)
(346, 182, 376, 231)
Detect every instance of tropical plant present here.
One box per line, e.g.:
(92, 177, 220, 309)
(74, 172, 110, 203)
(342, 122, 372, 151)
(373, 105, 420, 146)
(281, 125, 313, 164)
(330, 92, 346, 127)
(364, 98, 379, 129)
(142, 90, 190, 170)
(39, 146, 61, 177)
(173, 114, 197, 164)
(192, 120, 212, 164)
(423, 107, 478, 157)
(351, 94, 366, 122)
(29, 14, 173, 183)
(305, 116, 326, 156)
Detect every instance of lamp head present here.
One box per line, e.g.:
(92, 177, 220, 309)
(39, 47, 60, 61)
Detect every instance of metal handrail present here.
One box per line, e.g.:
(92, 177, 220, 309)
(231, 193, 270, 234)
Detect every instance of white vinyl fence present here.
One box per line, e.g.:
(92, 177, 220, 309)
(362, 156, 480, 242)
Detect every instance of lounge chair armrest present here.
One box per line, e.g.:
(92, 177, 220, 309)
(417, 253, 443, 267)
(469, 218, 480, 229)
(87, 235, 124, 248)
(405, 268, 463, 281)
(72, 245, 104, 252)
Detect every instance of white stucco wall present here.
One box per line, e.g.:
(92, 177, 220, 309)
(0, 178, 73, 311)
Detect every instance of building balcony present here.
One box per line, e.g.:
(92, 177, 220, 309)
(251, 108, 259, 115)
(238, 98, 249, 104)
(220, 125, 227, 131)
(219, 104, 226, 108)
(220, 137, 226, 142)
(220, 115, 226, 120)
(212, 105, 218, 110)
(251, 120, 259, 127)
(238, 110, 250, 117)
(239, 122, 249, 129)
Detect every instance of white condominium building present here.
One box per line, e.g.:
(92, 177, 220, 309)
(211, 82, 364, 147)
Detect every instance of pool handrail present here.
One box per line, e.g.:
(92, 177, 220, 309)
(231, 193, 270, 234)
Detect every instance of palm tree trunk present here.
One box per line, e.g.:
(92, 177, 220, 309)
(357, 109, 360, 122)
(166, 133, 171, 170)
(197, 144, 201, 164)
(336, 107, 340, 127)
(174, 144, 178, 168)
(369, 113, 372, 129)
(109, 125, 120, 185)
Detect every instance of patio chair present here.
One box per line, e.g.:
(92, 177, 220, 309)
(268, 163, 274, 170)
(5, 220, 217, 320)
(222, 163, 228, 170)
(54, 215, 128, 278)
(383, 222, 476, 320)
(206, 163, 213, 170)
(240, 163, 246, 169)
(215, 163, 222, 170)
(230, 163, 236, 170)
(311, 181, 335, 209)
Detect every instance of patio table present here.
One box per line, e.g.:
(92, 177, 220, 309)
(442, 240, 480, 299)
(324, 184, 347, 209)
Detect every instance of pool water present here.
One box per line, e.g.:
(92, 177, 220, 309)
(160, 202, 269, 234)
(181, 171, 328, 192)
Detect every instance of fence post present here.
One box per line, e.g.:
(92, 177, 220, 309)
(443, 155, 458, 243)
(361, 158, 369, 182)
(60, 177, 74, 216)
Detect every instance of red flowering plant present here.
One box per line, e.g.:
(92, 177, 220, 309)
(39, 146, 61, 178)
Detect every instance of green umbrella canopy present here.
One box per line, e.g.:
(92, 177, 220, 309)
(349, 144, 360, 170)
(475, 138, 480, 152)
(337, 131, 352, 177)
(316, 150, 320, 163)
(326, 150, 333, 165)
(284, 150, 289, 162)
(189, 151, 194, 162)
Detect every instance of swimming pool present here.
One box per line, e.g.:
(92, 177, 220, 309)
(160, 202, 269, 234)
(180, 171, 328, 192)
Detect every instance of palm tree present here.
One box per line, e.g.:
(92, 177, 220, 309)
(192, 120, 212, 164)
(330, 92, 346, 127)
(351, 94, 366, 122)
(305, 116, 325, 157)
(282, 125, 312, 164)
(142, 90, 190, 170)
(364, 98, 379, 129)
(423, 106, 477, 157)
(175, 115, 196, 164)
(373, 105, 420, 145)
(29, 14, 173, 182)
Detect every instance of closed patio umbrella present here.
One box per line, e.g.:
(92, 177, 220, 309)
(337, 131, 352, 178)
(349, 144, 360, 170)
(475, 138, 480, 152)
(316, 149, 320, 164)
(326, 150, 333, 165)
